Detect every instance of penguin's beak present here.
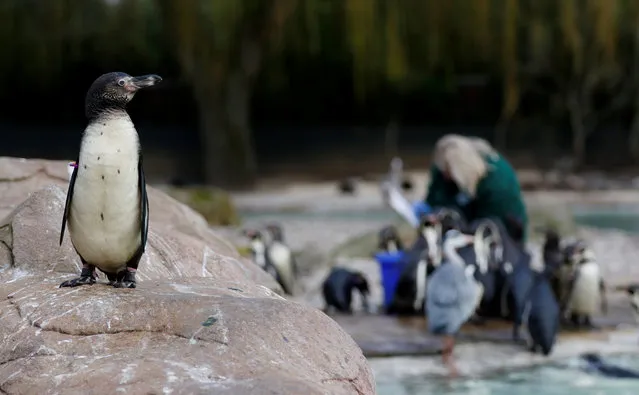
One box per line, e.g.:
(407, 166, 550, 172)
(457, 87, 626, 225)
(130, 74, 163, 89)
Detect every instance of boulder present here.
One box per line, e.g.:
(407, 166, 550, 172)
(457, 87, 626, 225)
(0, 158, 375, 395)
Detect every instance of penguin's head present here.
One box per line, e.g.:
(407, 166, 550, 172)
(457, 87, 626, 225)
(350, 272, 370, 294)
(379, 225, 399, 241)
(265, 223, 284, 242)
(85, 72, 162, 119)
(242, 228, 262, 241)
(543, 228, 560, 246)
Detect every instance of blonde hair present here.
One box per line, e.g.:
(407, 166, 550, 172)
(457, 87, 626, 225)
(433, 134, 495, 198)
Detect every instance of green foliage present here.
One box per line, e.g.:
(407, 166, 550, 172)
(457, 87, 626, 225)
(165, 186, 241, 226)
(4, 0, 639, 174)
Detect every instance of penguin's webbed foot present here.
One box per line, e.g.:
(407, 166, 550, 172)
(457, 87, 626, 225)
(112, 269, 136, 289)
(59, 275, 96, 288)
(59, 265, 97, 288)
(583, 316, 600, 330)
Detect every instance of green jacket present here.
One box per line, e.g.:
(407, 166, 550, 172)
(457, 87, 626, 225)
(425, 154, 529, 243)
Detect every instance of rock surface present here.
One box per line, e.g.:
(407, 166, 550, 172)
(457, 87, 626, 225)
(0, 157, 375, 395)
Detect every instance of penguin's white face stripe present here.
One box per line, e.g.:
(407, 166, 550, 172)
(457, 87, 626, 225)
(68, 114, 142, 272)
(423, 227, 440, 265)
(250, 239, 267, 268)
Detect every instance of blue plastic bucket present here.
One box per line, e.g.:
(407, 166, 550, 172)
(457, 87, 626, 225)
(374, 251, 407, 308)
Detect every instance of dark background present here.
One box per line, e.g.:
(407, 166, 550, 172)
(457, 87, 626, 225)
(0, 0, 635, 187)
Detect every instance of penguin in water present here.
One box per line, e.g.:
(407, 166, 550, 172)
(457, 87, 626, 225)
(322, 267, 370, 314)
(264, 223, 297, 295)
(59, 72, 162, 289)
(580, 353, 639, 379)
(377, 225, 404, 253)
(426, 229, 484, 372)
(520, 269, 560, 355)
(560, 240, 608, 329)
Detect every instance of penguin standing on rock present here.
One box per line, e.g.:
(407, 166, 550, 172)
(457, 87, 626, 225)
(59, 72, 162, 289)
(264, 223, 297, 295)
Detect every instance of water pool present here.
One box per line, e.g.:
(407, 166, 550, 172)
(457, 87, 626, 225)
(375, 353, 639, 395)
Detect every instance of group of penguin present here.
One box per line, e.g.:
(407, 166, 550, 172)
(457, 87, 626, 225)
(242, 224, 373, 314)
(376, 209, 609, 356)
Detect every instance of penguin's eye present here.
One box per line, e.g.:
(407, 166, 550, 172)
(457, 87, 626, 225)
(117, 79, 126, 87)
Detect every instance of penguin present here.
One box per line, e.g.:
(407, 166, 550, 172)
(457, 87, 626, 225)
(59, 72, 162, 289)
(400, 177, 414, 192)
(67, 161, 77, 181)
(322, 267, 370, 314)
(264, 223, 297, 295)
(520, 271, 560, 355)
(560, 240, 608, 328)
(426, 229, 483, 370)
(625, 284, 639, 324)
(337, 177, 357, 195)
(243, 228, 294, 296)
(377, 225, 404, 253)
(243, 228, 268, 270)
(386, 215, 442, 316)
(580, 353, 639, 379)
(540, 228, 564, 302)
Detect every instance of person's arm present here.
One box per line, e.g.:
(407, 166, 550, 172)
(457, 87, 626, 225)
(425, 165, 452, 207)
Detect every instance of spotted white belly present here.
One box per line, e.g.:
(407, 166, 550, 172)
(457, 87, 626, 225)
(568, 262, 601, 315)
(68, 115, 142, 273)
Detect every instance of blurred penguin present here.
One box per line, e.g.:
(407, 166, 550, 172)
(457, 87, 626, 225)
(322, 267, 370, 314)
(426, 229, 483, 374)
(243, 228, 295, 296)
(560, 240, 607, 329)
(521, 272, 560, 355)
(625, 284, 639, 324)
(540, 228, 564, 302)
(377, 225, 404, 253)
(264, 223, 298, 295)
(337, 177, 358, 195)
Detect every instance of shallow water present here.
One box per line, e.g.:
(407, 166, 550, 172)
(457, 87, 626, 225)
(376, 353, 639, 395)
(572, 204, 639, 233)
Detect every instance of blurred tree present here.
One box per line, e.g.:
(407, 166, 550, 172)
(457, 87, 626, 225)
(156, 0, 289, 188)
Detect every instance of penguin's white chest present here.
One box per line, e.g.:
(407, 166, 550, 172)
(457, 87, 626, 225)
(68, 117, 142, 273)
(569, 262, 601, 315)
(267, 241, 295, 290)
(250, 240, 266, 268)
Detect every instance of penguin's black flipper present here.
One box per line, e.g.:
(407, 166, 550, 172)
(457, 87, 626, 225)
(59, 160, 79, 246)
(600, 279, 608, 315)
(138, 152, 149, 251)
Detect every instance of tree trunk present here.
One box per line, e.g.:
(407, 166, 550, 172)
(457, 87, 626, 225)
(195, 71, 257, 189)
(567, 92, 586, 169)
